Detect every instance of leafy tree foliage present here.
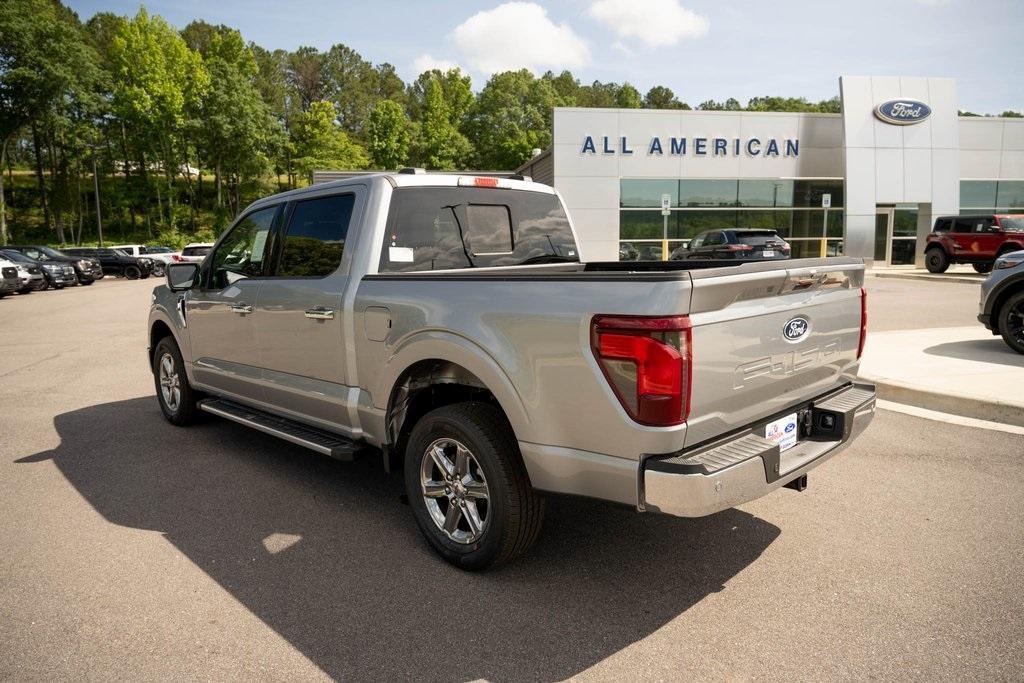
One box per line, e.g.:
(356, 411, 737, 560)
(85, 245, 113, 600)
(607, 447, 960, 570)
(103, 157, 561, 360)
(368, 100, 410, 169)
(291, 101, 369, 180)
(3, 0, 1018, 249)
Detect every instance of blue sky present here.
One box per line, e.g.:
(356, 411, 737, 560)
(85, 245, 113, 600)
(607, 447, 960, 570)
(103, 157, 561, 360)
(66, 0, 1024, 113)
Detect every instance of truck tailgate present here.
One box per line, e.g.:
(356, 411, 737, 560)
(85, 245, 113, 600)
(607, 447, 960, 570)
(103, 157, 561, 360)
(684, 260, 865, 446)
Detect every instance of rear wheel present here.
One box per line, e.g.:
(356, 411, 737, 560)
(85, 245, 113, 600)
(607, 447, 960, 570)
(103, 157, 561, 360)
(973, 262, 993, 274)
(925, 248, 949, 273)
(124, 265, 141, 280)
(404, 402, 544, 570)
(80, 279, 94, 286)
(153, 336, 202, 425)
(997, 291, 1024, 355)
(152, 264, 165, 277)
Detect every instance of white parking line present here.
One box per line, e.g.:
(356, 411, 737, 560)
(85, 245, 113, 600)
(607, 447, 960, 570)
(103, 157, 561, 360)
(877, 399, 1024, 435)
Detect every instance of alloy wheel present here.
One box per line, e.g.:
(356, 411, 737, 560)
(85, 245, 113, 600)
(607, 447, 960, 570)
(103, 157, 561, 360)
(420, 438, 490, 544)
(1008, 301, 1024, 346)
(158, 352, 181, 412)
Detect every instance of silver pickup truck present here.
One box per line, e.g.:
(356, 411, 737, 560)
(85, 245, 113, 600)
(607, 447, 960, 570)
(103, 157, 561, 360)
(148, 171, 875, 569)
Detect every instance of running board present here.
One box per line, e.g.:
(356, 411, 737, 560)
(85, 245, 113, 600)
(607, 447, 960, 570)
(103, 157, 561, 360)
(198, 398, 359, 461)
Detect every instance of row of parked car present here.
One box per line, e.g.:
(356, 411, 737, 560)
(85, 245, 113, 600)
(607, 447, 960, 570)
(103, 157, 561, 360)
(0, 242, 214, 297)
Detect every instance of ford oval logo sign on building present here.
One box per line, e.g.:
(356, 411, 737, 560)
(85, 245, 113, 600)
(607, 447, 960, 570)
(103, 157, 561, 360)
(874, 99, 932, 125)
(783, 317, 810, 342)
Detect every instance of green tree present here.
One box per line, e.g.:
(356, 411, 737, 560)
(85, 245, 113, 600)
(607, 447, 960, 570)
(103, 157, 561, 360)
(542, 70, 580, 106)
(0, 0, 96, 243)
(643, 85, 684, 109)
(322, 43, 377, 137)
(368, 99, 410, 169)
(291, 100, 369, 179)
(110, 9, 209, 230)
(408, 68, 474, 127)
(616, 83, 642, 109)
(412, 79, 471, 169)
(464, 70, 558, 170)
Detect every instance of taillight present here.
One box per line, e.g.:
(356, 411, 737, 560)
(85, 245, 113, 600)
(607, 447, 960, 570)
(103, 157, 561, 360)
(857, 287, 867, 359)
(591, 315, 692, 426)
(171, 254, 183, 262)
(725, 244, 753, 252)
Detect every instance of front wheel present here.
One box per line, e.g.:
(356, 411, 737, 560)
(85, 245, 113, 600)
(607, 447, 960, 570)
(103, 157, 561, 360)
(152, 265, 165, 277)
(925, 248, 949, 273)
(404, 402, 544, 570)
(973, 262, 993, 274)
(80, 279, 94, 286)
(997, 291, 1024, 355)
(124, 265, 141, 280)
(152, 336, 202, 425)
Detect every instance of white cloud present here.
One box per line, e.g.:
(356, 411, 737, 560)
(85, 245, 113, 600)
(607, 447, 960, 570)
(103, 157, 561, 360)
(588, 0, 709, 48)
(611, 41, 634, 58)
(452, 2, 590, 75)
(411, 53, 460, 75)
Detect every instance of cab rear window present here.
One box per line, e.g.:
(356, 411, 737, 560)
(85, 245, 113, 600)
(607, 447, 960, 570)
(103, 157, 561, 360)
(380, 187, 578, 272)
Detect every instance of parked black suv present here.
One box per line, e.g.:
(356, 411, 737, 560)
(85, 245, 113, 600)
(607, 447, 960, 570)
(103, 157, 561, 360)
(4, 245, 104, 284)
(63, 247, 154, 279)
(670, 229, 791, 261)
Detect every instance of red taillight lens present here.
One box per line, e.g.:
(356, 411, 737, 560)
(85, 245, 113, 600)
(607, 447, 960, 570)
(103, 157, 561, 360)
(591, 315, 692, 426)
(474, 177, 499, 187)
(857, 287, 867, 359)
(725, 244, 753, 252)
(171, 254, 183, 262)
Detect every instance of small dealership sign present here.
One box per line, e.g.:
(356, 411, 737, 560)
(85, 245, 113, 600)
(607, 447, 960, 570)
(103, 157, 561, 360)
(873, 100, 932, 125)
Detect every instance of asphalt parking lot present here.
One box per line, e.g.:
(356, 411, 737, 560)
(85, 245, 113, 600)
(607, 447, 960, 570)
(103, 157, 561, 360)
(1, 276, 1022, 681)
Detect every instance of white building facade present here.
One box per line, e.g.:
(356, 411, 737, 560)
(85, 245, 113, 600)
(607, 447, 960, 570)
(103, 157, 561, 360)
(520, 76, 1024, 266)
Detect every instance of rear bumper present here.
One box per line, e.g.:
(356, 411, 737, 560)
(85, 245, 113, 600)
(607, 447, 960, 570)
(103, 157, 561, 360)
(642, 383, 876, 518)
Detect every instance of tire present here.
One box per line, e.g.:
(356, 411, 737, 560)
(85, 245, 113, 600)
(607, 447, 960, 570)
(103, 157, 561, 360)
(997, 291, 1024, 355)
(80, 279, 94, 286)
(404, 402, 544, 570)
(925, 248, 950, 273)
(152, 336, 202, 425)
(18, 287, 32, 295)
(152, 265, 165, 277)
(124, 265, 141, 280)
(973, 263, 993, 274)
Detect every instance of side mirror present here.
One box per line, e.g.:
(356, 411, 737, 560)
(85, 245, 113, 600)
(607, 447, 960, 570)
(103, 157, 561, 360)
(166, 263, 199, 291)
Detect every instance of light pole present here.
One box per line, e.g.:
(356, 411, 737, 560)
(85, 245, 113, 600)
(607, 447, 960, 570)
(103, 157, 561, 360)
(91, 147, 104, 247)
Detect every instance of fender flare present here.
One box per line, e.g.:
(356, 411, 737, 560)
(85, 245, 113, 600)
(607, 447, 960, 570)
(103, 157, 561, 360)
(373, 330, 532, 441)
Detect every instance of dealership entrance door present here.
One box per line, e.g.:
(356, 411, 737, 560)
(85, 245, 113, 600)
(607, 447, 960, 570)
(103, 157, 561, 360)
(874, 206, 918, 266)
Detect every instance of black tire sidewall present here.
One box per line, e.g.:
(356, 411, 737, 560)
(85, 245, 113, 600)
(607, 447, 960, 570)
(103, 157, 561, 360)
(125, 266, 140, 280)
(925, 249, 948, 273)
(973, 263, 993, 274)
(998, 292, 1024, 354)
(404, 405, 515, 569)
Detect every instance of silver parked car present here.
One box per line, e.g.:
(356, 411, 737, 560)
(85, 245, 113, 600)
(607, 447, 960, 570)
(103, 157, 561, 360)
(148, 171, 875, 569)
(978, 249, 1024, 354)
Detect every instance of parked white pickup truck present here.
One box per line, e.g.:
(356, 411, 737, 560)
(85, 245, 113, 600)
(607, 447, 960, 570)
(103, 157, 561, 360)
(148, 170, 875, 569)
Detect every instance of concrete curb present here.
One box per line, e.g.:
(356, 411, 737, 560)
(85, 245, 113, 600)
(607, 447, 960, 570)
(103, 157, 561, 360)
(869, 272, 983, 285)
(859, 372, 1024, 428)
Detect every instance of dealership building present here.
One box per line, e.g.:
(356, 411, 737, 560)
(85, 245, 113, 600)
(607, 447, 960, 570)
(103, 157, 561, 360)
(516, 76, 1024, 266)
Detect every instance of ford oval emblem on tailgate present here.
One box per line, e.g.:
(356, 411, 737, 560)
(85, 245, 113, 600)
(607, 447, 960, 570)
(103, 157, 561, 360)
(783, 317, 810, 342)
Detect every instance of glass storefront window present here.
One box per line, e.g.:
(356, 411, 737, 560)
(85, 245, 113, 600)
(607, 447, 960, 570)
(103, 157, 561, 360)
(620, 210, 673, 239)
(679, 180, 738, 207)
(785, 210, 844, 238)
(620, 179, 678, 208)
(996, 181, 1024, 209)
(677, 210, 738, 237)
(960, 180, 998, 208)
(792, 180, 843, 208)
(738, 180, 794, 207)
(788, 239, 843, 259)
(893, 208, 918, 237)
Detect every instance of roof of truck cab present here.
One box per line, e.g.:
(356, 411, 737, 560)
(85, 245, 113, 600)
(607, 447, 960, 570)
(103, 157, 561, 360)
(244, 172, 556, 213)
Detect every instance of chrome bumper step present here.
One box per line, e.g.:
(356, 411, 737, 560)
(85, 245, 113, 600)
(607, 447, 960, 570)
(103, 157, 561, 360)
(198, 398, 359, 461)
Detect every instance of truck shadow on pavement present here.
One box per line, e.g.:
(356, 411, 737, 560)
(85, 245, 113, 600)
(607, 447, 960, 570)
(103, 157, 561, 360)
(923, 338, 1024, 367)
(20, 397, 780, 681)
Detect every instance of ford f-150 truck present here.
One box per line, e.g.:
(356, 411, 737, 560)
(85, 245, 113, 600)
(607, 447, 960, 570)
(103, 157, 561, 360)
(148, 171, 876, 569)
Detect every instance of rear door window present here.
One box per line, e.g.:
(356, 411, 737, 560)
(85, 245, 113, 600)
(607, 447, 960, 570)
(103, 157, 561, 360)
(954, 217, 985, 233)
(275, 194, 355, 277)
(933, 218, 952, 232)
(380, 187, 578, 272)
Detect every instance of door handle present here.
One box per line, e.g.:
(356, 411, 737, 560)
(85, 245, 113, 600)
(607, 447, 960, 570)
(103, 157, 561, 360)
(230, 303, 253, 314)
(304, 306, 335, 320)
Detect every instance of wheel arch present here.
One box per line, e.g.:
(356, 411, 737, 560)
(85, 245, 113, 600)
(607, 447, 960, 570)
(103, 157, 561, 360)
(377, 334, 531, 471)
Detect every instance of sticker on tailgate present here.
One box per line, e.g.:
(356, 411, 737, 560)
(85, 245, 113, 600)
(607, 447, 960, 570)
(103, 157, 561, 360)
(765, 413, 799, 452)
